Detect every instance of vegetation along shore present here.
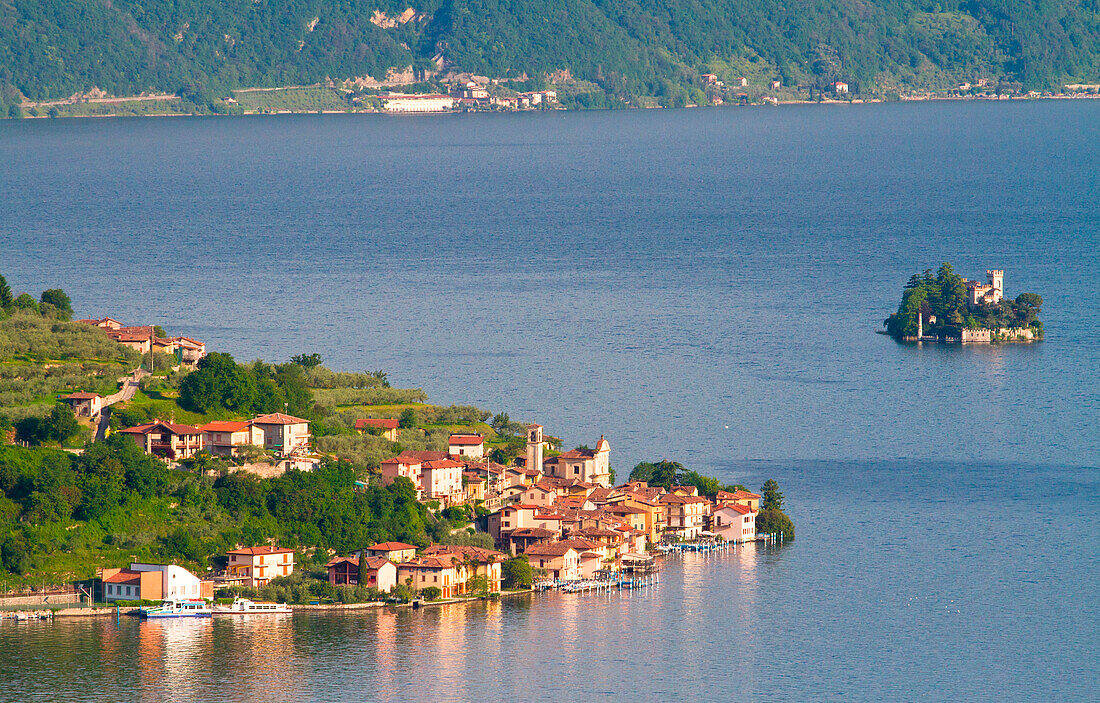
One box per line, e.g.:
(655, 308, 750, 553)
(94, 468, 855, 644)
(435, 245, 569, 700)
(2, 1, 1099, 118)
(0, 273, 793, 612)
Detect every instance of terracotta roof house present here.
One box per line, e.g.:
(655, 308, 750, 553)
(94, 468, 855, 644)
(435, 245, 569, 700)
(421, 458, 465, 503)
(363, 542, 418, 563)
(118, 420, 204, 460)
(448, 433, 485, 459)
(61, 391, 104, 418)
(660, 494, 711, 540)
(355, 418, 400, 441)
(506, 527, 557, 555)
(100, 563, 212, 602)
(524, 543, 580, 581)
(225, 546, 295, 587)
(199, 420, 260, 457)
(170, 336, 206, 365)
(712, 503, 757, 543)
(325, 556, 397, 592)
(250, 413, 311, 457)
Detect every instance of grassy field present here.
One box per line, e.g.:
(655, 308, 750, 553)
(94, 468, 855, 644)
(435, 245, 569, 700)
(0, 313, 140, 421)
(27, 98, 189, 119)
(232, 86, 353, 113)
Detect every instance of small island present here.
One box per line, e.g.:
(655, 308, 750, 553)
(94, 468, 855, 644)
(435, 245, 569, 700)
(883, 264, 1043, 343)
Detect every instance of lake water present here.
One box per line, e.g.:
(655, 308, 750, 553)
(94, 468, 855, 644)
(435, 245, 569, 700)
(1, 101, 1098, 700)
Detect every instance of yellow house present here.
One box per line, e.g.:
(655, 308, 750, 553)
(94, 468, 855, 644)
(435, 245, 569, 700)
(716, 489, 761, 512)
(363, 542, 418, 563)
(355, 418, 400, 441)
(225, 546, 295, 587)
(660, 494, 710, 541)
(622, 494, 666, 545)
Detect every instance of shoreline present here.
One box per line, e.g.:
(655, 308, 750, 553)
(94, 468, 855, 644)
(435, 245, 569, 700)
(7, 588, 537, 619)
(11, 91, 1100, 122)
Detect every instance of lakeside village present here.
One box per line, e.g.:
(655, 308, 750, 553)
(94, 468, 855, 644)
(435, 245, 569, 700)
(0, 291, 793, 619)
(88, 422, 779, 614)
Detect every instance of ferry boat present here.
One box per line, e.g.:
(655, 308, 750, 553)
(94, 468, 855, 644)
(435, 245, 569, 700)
(139, 599, 213, 618)
(212, 597, 291, 615)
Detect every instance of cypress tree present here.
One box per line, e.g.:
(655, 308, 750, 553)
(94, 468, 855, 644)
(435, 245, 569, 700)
(0, 274, 12, 310)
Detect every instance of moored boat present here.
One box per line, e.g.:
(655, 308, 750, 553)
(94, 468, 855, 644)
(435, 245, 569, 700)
(139, 599, 213, 618)
(212, 597, 291, 615)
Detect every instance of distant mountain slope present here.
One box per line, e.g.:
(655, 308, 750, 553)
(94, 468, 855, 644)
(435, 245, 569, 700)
(1, 0, 1097, 104)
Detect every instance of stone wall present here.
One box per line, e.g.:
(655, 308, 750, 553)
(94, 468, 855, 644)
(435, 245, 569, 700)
(0, 593, 82, 607)
(958, 327, 1037, 343)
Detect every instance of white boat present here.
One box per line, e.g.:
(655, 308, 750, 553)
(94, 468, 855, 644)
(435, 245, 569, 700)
(212, 597, 291, 615)
(139, 599, 213, 618)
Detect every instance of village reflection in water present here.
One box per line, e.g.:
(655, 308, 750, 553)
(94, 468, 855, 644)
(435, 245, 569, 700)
(1, 551, 769, 702)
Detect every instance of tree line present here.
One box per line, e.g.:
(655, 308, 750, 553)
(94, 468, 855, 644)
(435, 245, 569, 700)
(2, 0, 1097, 113)
(0, 436, 448, 579)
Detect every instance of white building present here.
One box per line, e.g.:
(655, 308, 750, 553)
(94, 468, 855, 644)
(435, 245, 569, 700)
(383, 94, 456, 112)
(448, 433, 485, 458)
(101, 563, 209, 602)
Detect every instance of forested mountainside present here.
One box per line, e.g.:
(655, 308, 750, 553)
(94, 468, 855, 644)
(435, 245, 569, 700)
(1, 0, 1098, 107)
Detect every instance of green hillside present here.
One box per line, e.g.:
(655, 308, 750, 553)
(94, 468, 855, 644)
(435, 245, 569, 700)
(1, 0, 1098, 111)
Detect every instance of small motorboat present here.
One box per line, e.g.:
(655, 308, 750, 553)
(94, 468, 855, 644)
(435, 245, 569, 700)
(212, 597, 291, 615)
(139, 599, 213, 618)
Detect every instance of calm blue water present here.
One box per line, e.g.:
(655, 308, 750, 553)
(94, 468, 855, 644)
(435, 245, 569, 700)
(1, 101, 1098, 470)
(1, 102, 1099, 700)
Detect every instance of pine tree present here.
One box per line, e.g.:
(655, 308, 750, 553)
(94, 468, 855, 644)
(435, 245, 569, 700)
(761, 479, 784, 511)
(0, 274, 12, 310)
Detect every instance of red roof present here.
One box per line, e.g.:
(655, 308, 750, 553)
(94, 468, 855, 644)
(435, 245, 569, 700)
(226, 546, 295, 556)
(717, 503, 754, 515)
(107, 326, 153, 337)
(171, 336, 205, 348)
(118, 420, 203, 436)
(421, 458, 465, 470)
(448, 434, 484, 445)
(356, 418, 400, 430)
(366, 542, 417, 552)
(391, 450, 449, 464)
(558, 448, 596, 459)
(501, 504, 539, 512)
(200, 421, 251, 433)
(524, 543, 578, 557)
(63, 392, 102, 400)
(509, 527, 555, 538)
(251, 412, 309, 425)
(103, 569, 143, 584)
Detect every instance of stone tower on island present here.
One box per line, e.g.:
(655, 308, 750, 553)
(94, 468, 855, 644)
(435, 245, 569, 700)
(966, 269, 1004, 308)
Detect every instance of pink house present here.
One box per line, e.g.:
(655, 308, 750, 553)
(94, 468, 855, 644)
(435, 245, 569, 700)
(488, 504, 539, 542)
(524, 544, 580, 581)
(712, 503, 756, 542)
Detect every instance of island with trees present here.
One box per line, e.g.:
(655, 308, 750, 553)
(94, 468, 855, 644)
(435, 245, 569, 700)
(883, 264, 1043, 343)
